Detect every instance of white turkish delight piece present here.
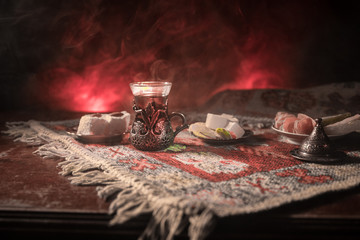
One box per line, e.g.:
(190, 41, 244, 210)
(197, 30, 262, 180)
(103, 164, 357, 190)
(225, 121, 245, 138)
(77, 111, 130, 136)
(205, 113, 233, 129)
(108, 111, 131, 135)
(221, 113, 239, 123)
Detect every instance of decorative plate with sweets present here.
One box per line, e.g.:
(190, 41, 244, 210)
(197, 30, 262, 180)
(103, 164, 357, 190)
(271, 125, 309, 145)
(189, 122, 253, 145)
(272, 112, 357, 145)
(193, 129, 253, 145)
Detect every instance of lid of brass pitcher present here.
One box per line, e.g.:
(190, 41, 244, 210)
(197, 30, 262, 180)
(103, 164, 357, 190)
(290, 118, 346, 163)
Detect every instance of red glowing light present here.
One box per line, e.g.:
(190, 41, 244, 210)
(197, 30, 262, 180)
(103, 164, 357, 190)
(31, 1, 308, 111)
(40, 62, 133, 113)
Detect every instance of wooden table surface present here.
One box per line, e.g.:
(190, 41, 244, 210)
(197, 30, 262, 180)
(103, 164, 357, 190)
(1, 110, 360, 240)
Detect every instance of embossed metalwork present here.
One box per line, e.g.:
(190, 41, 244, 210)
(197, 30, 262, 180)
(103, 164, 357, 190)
(130, 93, 188, 151)
(299, 118, 334, 156)
(291, 118, 346, 163)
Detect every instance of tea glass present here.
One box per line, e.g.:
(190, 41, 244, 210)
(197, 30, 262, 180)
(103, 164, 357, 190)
(129, 81, 188, 151)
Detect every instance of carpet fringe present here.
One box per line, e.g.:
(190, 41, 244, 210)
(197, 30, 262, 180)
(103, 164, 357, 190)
(189, 208, 216, 240)
(3, 120, 212, 240)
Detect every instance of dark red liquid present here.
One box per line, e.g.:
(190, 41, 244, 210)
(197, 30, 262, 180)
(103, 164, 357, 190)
(134, 95, 168, 114)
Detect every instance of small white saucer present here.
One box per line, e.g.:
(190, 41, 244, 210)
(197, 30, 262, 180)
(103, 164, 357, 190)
(272, 126, 343, 145)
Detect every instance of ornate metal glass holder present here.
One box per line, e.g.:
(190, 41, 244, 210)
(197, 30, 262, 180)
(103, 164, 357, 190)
(129, 81, 188, 151)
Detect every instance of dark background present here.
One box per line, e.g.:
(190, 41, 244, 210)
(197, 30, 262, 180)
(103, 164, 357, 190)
(1, 0, 359, 112)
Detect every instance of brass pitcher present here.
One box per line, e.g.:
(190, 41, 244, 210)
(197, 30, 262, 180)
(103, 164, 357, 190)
(129, 81, 188, 151)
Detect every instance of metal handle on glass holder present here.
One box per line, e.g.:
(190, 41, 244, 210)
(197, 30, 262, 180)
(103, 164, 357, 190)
(169, 112, 189, 136)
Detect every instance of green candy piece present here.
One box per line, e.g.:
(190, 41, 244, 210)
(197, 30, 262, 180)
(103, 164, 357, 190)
(215, 128, 232, 140)
(165, 144, 186, 152)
